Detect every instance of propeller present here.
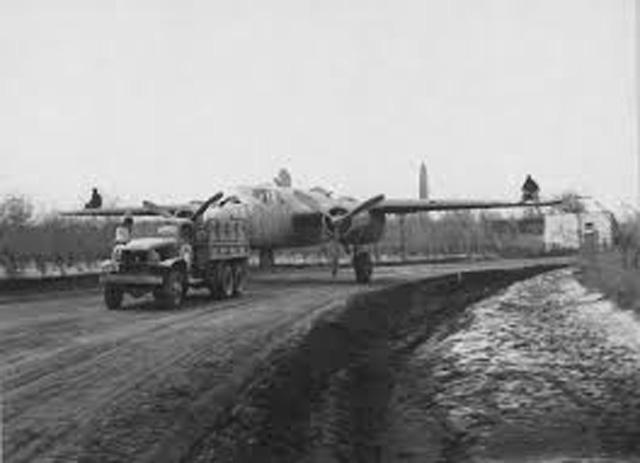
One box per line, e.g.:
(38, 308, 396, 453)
(330, 194, 385, 236)
(141, 192, 224, 221)
(326, 194, 385, 277)
(191, 192, 224, 221)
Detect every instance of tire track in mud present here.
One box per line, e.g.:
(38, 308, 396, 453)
(5, 297, 265, 462)
(87, 290, 349, 463)
(3, 282, 365, 463)
(137, 296, 347, 463)
(2, 260, 572, 463)
(4, 295, 257, 407)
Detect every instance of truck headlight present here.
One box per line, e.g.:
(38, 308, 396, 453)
(148, 250, 160, 264)
(100, 259, 117, 273)
(180, 244, 193, 267)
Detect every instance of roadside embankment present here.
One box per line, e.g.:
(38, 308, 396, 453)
(385, 268, 640, 462)
(187, 264, 563, 463)
(0, 271, 100, 294)
(578, 250, 640, 314)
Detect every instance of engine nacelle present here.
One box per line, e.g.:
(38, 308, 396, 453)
(340, 211, 386, 245)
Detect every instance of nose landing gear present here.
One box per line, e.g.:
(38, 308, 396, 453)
(259, 249, 275, 270)
(352, 248, 373, 284)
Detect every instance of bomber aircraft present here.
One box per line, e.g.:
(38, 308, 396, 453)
(64, 182, 561, 283)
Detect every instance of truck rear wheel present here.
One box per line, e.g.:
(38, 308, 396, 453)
(104, 284, 124, 310)
(156, 269, 185, 309)
(205, 263, 219, 299)
(233, 262, 246, 296)
(220, 262, 234, 299)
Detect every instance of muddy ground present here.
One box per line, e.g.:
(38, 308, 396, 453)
(186, 266, 558, 463)
(7, 257, 636, 463)
(186, 265, 640, 463)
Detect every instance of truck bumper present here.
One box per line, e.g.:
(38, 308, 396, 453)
(101, 273, 163, 286)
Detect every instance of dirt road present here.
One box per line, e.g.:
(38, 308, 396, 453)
(1, 258, 569, 463)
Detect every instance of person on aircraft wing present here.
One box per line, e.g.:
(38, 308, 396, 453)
(85, 187, 103, 209)
(521, 175, 540, 202)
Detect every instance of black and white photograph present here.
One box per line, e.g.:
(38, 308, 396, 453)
(2, 1, 640, 462)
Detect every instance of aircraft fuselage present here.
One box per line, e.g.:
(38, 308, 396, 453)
(203, 185, 386, 251)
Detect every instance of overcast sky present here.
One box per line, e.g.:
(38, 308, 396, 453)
(0, 0, 636, 210)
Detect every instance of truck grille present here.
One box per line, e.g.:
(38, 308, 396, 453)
(120, 250, 148, 271)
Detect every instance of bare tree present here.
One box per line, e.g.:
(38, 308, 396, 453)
(0, 195, 34, 227)
(612, 213, 640, 268)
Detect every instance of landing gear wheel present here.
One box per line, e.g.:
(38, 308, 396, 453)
(353, 252, 373, 284)
(156, 269, 185, 309)
(259, 249, 275, 270)
(232, 262, 246, 296)
(104, 284, 124, 310)
(220, 262, 234, 299)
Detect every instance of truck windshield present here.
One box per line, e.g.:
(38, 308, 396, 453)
(130, 220, 180, 238)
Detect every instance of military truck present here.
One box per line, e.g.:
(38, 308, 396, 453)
(101, 198, 249, 310)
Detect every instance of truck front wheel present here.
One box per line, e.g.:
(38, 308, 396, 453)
(104, 284, 124, 310)
(156, 269, 185, 309)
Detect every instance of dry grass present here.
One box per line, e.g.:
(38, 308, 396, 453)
(579, 250, 640, 314)
(377, 212, 546, 258)
(0, 194, 121, 275)
(0, 218, 118, 276)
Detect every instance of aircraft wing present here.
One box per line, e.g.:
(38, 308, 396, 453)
(371, 198, 563, 215)
(59, 207, 165, 217)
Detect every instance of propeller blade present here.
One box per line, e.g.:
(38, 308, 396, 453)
(191, 191, 224, 220)
(343, 194, 385, 221)
(331, 194, 386, 234)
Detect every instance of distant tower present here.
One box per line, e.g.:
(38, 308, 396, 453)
(419, 162, 429, 199)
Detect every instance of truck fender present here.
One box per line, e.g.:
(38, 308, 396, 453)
(159, 258, 187, 272)
(179, 243, 193, 270)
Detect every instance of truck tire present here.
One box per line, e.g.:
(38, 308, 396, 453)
(205, 263, 219, 299)
(156, 269, 185, 309)
(233, 261, 246, 296)
(220, 262, 234, 299)
(104, 284, 124, 310)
